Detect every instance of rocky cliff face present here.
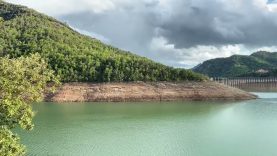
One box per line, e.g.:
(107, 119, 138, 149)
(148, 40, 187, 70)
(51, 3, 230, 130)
(45, 82, 256, 102)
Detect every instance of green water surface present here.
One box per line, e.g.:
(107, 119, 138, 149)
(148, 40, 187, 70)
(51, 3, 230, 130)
(18, 92, 277, 156)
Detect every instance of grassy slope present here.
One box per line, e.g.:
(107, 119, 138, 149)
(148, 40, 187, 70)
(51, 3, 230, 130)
(0, 1, 206, 82)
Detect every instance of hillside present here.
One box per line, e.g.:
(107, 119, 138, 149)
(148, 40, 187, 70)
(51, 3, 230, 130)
(193, 51, 277, 77)
(0, 1, 205, 82)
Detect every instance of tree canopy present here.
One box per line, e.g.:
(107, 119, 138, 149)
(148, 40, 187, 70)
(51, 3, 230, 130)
(0, 54, 58, 155)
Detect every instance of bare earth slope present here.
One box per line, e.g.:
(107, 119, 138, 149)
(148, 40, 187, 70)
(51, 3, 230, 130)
(45, 82, 256, 102)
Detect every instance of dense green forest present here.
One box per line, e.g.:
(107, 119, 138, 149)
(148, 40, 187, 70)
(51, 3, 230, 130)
(193, 51, 277, 77)
(0, 1, 205, 82)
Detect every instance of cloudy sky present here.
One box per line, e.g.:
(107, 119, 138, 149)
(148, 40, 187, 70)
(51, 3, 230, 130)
(6, 0, 277, 68)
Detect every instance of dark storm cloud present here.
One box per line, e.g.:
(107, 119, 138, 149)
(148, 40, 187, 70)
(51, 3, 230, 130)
(157, 0, 277, 48)
(57, 0, 277, 49)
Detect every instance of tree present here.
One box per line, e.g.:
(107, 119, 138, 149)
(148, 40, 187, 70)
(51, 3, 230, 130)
(0, 54, 59, 155)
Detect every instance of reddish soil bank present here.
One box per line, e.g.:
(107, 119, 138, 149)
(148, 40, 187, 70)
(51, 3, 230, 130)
(45, 81, 257, 102)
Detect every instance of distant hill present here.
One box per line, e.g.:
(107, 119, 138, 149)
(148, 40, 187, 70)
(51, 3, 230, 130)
(0, 1, 205, 82)
(193, 51, 277, 77)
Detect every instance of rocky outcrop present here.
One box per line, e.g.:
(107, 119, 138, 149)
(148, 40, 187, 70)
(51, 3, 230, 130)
(45, 81, 257, 102)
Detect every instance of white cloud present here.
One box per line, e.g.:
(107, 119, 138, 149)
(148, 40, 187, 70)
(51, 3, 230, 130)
(255, 46, 277, 51)
(268, 3, 277, 11)
(150, 37, 242, 68)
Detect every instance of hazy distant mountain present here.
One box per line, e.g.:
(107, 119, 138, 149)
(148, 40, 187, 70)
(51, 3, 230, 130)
(193, 51, 277, 77)
(0, 1, 205, 82)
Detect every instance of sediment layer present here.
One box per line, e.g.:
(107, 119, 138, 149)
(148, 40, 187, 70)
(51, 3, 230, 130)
(45, 81, 257, 102)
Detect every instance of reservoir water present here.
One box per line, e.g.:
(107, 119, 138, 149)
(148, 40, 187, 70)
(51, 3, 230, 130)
(19, 92, 277, 156)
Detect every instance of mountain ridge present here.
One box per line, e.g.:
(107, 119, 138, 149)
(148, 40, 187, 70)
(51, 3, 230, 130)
(193, 51, 277, 77)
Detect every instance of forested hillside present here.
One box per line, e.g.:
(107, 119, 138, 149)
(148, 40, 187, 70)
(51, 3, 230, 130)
(193, 51, 277, 77)
(0, 1, 205, 82)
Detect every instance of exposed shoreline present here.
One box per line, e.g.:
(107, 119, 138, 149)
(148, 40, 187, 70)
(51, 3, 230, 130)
(44, 81, 257, 102)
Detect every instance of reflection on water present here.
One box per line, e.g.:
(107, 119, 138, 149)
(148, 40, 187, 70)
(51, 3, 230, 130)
(237, 82, 277, 92)
(17, 93, 277, 156)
